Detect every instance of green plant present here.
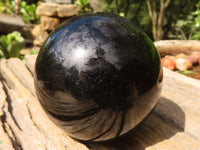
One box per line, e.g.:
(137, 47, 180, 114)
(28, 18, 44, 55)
(168, 1, 200, 40)
(75, 0, 93, 13)
(0, 0, 39, 24)
(169, 13, 195, 40)
(182, 70, 197, 75)
(0, 31, 25, 59)
(191, 1, 200, 39)
(0, 0, 15, 14)
(20, 1, 40, 24)
(30, 49, 38, 55)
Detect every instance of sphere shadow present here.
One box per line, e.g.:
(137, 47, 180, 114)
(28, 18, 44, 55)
(81, 97, 185, 150)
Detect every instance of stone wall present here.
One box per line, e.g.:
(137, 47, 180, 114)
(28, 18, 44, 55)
(32, 2, 79, 46)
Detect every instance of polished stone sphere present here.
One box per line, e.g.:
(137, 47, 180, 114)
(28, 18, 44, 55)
(34, 12, 163, 141)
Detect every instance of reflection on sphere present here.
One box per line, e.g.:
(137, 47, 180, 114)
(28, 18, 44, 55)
(34, 12, 163, 141)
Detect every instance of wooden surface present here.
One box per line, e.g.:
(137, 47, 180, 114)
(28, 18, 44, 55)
(0, 55, 200, 150)
(155, 40, 200, 57)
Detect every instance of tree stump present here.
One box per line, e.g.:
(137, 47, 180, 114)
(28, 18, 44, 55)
(0, 54, 200, 149)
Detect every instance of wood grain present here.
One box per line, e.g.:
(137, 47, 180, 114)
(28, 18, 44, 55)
(0, 55, 200, 150)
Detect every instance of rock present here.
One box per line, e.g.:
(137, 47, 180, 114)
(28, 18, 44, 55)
(34, 34, 49, 46)
(40, 16, 60, 31)
(36, 3, 79, 17)
(57, 4, 79, 17)
(36, 3, 57, 17)
(32, 24, 48, 46)
(175, 58, 192, 71)
(175, 53, 187, 59)
(31, 24, 46, 37)
(191, 51, 200, 57)
(43, 0, 72, 4)
(184, 51, 200, 65)
(161, 56, 176, 71)
(33, 33, 48, 46)
(185, 55, 200, 65)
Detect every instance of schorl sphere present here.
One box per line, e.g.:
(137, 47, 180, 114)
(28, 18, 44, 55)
(34, 12, 163, 141)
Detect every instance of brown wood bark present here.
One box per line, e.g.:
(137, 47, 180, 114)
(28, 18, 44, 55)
(147, 0, 171, 41)
(147, 0, 157, 41)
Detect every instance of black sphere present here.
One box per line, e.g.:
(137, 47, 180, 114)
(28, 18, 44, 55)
(34, 12, 163, 141)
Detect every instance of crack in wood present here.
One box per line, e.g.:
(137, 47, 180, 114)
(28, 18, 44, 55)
(2, 82, 22, 131)
(0, 85, 22, 150)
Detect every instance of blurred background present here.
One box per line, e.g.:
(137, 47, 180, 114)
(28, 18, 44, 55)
(0, 0, 200, 60)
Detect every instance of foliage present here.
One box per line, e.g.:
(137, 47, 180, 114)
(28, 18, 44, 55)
(167, 0, 200, 40)
(0, 0, 15, 14)
(75, 0, 93, 13)
(30, 49, 38, 55)
(182, 70, 197, 75)
(74, 0, 200, 40)
(194, 1, 200, 27)
(20, 1, 40, 24)
(191, 1, 200, 39)
(169, 14, 195, 39)
(102, 0, 153, 38)
(0, 0, 39, 24)
(176, 70, 198, 75)
(1, 0, 199, 41)
(103, 0, 127, 17)
(0, 31, 25, 59)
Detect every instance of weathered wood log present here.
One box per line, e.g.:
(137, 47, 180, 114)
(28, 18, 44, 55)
(1, 55, 200, 149)
(0, 14, 24, 34)
(0, 14, 34, 40)
(155, 40, 200, 57)
(6, 58, 35, 96)
(25, 54, 37, 74)
(0, 82, 14, 150)
(0, 59, 88, 150)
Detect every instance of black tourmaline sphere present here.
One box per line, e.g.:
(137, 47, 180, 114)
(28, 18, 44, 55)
(34, 12, 163, 141)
